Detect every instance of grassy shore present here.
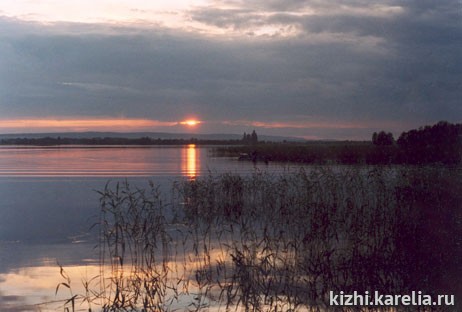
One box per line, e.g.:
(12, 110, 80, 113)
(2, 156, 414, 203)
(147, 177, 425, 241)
(214, 141, 381, 164)
(214, 140, 461, 165)
(57, 166, 461, 311)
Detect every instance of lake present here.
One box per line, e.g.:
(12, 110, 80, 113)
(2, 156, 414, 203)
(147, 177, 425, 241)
(1, 146, 460, 311)
(0, 145, 296, 311)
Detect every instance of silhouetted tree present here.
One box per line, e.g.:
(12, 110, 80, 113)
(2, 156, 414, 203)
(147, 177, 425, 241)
(372, 131, 394, 146)
(397, 121, 461, 164)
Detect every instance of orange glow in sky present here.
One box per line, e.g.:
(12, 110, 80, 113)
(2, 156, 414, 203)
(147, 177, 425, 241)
(0, 118, 177, 132)
(0, 117, 209, 134)
(179, 119, 201, 127)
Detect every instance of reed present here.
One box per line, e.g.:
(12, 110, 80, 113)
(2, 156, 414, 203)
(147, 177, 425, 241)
(56, 165, 461, 311)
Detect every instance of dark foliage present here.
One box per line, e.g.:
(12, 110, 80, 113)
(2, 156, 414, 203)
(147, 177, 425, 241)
(397, 121, 462, 164)
(372, 131, 394, 146)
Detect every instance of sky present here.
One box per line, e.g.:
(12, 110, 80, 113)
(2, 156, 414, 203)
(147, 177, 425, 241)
(0, 0, 461, 140)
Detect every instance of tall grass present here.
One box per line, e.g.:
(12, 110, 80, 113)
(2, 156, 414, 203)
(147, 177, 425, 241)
(57, 166, 462, 311)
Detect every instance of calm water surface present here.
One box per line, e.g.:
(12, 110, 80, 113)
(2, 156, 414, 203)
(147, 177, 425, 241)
(0, 145, 293, 310)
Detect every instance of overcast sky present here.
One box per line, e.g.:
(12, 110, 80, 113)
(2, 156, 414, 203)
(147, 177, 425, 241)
(0, 0, 461, 139)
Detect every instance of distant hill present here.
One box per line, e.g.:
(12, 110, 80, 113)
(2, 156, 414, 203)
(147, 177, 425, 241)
(0, 131, 305, 142)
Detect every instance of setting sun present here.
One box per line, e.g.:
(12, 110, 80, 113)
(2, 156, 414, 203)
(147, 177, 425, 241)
(180, 119, 201, 127)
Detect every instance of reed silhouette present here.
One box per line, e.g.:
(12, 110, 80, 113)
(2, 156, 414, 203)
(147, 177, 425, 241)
(56, 166, 461, 311)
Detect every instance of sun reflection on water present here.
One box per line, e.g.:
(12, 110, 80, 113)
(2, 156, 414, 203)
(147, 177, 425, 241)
(183, 144, 199, 179)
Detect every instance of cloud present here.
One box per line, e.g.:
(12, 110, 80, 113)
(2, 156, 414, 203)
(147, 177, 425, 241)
(0, 0, 461, 139)
(222, 118, 406, 130)
(60, 82, 141, 93)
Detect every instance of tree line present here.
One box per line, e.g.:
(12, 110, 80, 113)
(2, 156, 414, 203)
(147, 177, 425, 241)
(2, 122, 460, 165)
(221, 121, 461, 165)
(0, 136, 244, 146)
(371, 121, 462, 165)
(0, 130, 261, 146)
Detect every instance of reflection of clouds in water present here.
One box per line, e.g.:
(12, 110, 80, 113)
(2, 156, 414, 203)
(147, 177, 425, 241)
(0, 238, 230, 311)
(0, 264, 102, 311)
(0, 290, 40, 311)
(0, 242, 101, 311)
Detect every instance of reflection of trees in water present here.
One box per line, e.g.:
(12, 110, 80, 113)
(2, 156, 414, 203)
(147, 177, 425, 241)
(60, 167, 461, 311)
